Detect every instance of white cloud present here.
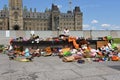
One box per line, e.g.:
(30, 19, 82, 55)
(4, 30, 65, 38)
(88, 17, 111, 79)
(57, 5, 62, 9)
(101, 24, 111, 27)
(114, 26, 120, 29)
(100, 24, 120, 30)
(83, 24, 90, 28)
(91, 20, 98, 24)
(111, 25, 120, 30)
(91, 26, 97, 30)
(83, 22, 120, 30)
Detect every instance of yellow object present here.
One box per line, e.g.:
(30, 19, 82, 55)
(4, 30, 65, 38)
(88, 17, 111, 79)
(61, 48, 70, 53)
(15, 58, 30, 62)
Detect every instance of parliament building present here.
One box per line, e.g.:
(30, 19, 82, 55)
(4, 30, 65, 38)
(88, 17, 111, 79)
(0, 0, 83, 31)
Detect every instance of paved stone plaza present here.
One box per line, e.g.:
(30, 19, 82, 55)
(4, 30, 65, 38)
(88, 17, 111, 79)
(0, 53, 120, 80)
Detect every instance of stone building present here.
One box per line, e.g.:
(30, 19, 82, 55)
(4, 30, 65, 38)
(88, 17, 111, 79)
(0, 0, 83, 31)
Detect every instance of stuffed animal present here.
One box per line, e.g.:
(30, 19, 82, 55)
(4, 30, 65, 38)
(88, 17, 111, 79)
(62, 56, 75, 62)
(44, 47, 52, 56)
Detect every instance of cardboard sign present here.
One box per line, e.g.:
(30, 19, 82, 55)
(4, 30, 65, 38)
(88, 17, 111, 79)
(31, 31, 34, 35)
(6, 30, 10, 37)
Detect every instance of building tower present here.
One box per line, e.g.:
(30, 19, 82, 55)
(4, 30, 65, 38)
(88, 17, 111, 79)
(51, 4, 60, 30)
(9, 0, 23, 30)
(68, 0, 72, 12)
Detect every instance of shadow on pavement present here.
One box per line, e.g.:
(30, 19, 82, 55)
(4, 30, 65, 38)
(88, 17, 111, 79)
(109, 65, 120, 71)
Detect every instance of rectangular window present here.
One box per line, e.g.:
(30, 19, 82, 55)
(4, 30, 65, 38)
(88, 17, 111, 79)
(77, 23, 80, 25)
(0, 27, 2, 30)
(0, 22, 2, 25)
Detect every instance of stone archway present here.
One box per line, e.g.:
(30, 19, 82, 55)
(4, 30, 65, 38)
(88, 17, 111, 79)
(13, 25, 20, 30)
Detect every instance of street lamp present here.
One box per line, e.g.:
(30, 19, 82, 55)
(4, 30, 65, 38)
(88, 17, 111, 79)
(90, 29, 92, 40)
(57, 27, 60, 37)
(89, 26, 93, 40)
(54, 16, 59, 37)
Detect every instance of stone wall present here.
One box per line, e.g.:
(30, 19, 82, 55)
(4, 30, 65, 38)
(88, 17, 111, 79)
(0, 30, 120, 45)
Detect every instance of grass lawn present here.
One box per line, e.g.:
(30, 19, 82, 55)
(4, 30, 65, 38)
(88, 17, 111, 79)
(113, 38, 120, 44)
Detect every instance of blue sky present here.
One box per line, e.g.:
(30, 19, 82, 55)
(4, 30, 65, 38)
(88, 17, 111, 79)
(0, 0, 120, 30)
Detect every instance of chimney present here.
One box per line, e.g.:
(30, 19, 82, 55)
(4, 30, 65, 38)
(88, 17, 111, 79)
(34, 8, 36, 12)
(73, 6, 81, 13)
(30, 8, 32, 12)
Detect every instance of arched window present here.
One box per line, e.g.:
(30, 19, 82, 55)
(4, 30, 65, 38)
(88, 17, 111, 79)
(0, 22, 2, 25)
(13, 25, 19, 30)
(29, 27, 31, 30)
(0, 27, 2, 30)
(14, 12, 18, 20)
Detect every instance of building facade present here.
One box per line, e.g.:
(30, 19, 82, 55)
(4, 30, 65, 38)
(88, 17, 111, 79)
(0, 0, 83, 31)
